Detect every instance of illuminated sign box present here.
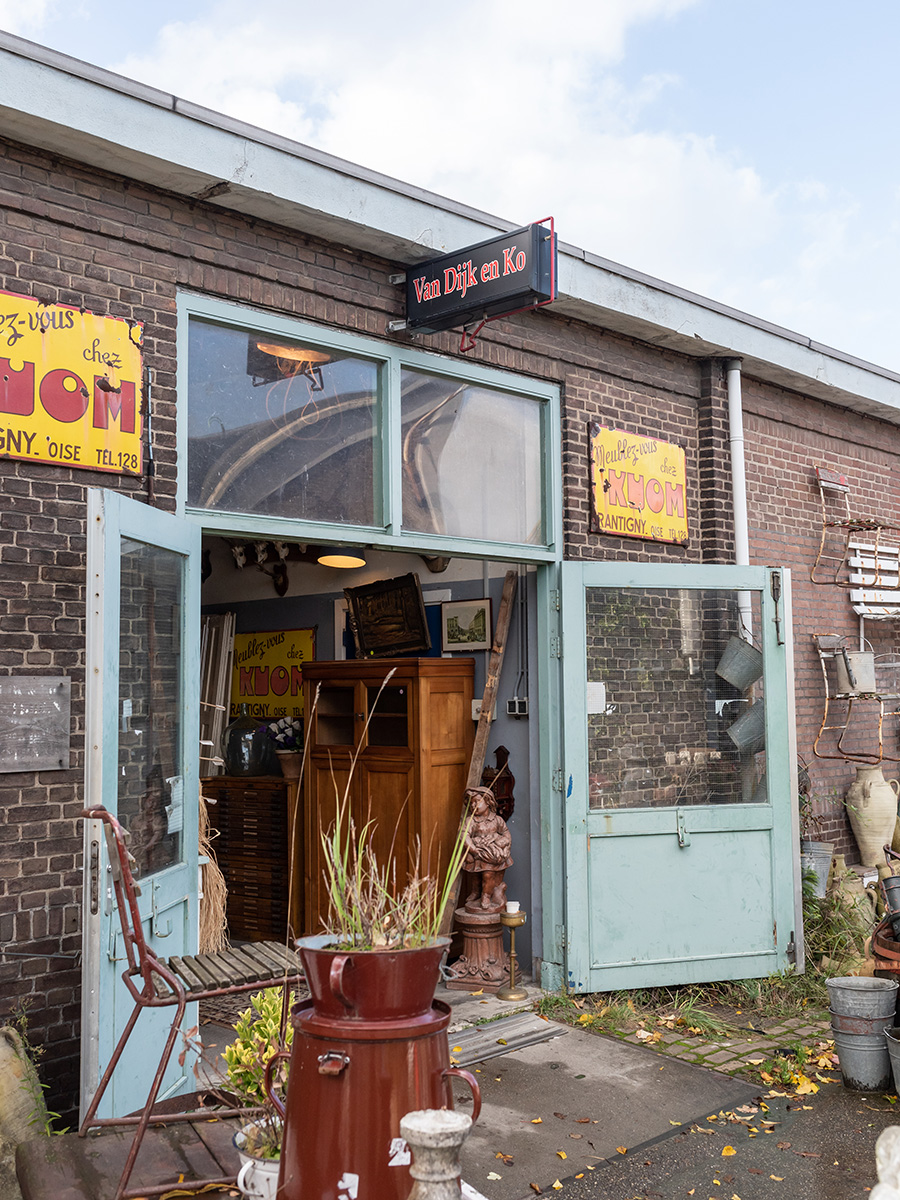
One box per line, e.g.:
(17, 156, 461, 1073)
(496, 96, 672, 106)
(0, 292, 143, 475)
(405, 223, 556, 333)
(589, 423, 689, 546)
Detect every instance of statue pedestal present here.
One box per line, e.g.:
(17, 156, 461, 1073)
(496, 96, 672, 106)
(445, 907, 507, 993)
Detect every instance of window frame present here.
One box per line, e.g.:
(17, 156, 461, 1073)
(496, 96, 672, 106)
(176, 293, 561, 562)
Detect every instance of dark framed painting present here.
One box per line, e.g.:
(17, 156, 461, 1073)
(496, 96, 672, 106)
(343, 572, 431, 658)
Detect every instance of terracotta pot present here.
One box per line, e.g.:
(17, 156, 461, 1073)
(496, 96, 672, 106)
(846, 765, 900, 867)
(275, 749, 302, 780)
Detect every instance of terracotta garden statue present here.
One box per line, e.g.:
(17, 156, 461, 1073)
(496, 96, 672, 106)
(461, 787, 513, 914)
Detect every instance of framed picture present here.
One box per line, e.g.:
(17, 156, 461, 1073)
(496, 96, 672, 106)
(441, 599, 492, 653)
(343, 573, 431, 658)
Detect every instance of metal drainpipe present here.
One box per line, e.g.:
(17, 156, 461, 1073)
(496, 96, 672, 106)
(725, 358, 753, 638)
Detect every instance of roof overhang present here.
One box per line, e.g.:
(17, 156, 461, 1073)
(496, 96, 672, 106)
(2, 30, 899, 424)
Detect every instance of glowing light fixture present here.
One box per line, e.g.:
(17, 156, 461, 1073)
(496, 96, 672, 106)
(317, 548, 367, 569)
(255, 342, 331, 366)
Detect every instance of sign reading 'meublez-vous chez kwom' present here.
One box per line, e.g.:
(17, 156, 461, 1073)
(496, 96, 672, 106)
(0, 292, 143, 475)
(589, 423, 688, 546)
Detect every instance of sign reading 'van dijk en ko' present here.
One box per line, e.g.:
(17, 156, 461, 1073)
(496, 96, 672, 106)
(589, 423, 688, 545)
(405, 222, 557, 334)
(0, 292, 143, 475)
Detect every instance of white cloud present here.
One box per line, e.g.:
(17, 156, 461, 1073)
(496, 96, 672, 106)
(32, 0, 899, 369)
(0, 0, 57, 36)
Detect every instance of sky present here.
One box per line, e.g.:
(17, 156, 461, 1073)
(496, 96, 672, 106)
(2, 0, 900, 371)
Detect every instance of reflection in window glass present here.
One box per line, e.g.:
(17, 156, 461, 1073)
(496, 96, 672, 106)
(118, 539, 183, 877)
(586, 588, 766, 809)
(401, 370, 543, 544)
(188, 321, 379, 524)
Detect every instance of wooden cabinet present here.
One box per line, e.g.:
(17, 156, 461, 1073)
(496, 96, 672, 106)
(200, 776, 295, 942)
(302, 657, 474, 935)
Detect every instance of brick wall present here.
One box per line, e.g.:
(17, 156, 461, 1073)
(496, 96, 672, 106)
(3, 130, 900, 1115)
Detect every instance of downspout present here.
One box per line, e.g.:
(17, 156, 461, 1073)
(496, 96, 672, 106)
(725, 358, 753, 638)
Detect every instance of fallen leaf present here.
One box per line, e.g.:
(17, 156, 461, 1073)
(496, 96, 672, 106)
(529, 1186, 541, 1195)
(578, 1014, 593, 1023)
(554, 1112, 567, 1120)
(721, 1146, 736, 1157)
(794, 1075, 818, 1095)
(770, 1177, 784, 1182)
(616, 1145, 627, 1155)
(495, 1152, 514, 1165)
(471, 989, 484, 995)
(670, 1120, 682, 1126)
(532, 1118, 543, 1124)
(557, 1151, 567, 1160)
(487, 1172, 502, 1180)
(497, 1039, 508, 1045)
(575, 1118, 591, 1123)
(747, 1169, 763, 1176)
(569, 1133, 582, 1139)
(452, 1046, 462, 1053)
(552, 1182, 563, 1191)
(777, 1142, 791, 1150)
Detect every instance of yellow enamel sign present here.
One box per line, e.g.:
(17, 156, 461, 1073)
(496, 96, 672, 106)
(589, 423, 688, 545)
(0, 292, 143, 474)
(229, 629, 316, 721)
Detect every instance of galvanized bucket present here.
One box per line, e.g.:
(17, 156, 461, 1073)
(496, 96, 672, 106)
(715, 637, 764, 691)
(725, 701, 765, 754)
(885, 1028, 900, 1094)
(833, 1030, 893, 1090)
(827, 976, 899, 1019)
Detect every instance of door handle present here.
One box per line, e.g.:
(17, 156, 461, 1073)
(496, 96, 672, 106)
(676, 809, 691, 848)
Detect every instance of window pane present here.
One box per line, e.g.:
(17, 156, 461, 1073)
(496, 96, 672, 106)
(188, 320, 379, 525)
(400, 370, 543, 544)
(586, 588, 767, 809)
(118, 538, 184, 877)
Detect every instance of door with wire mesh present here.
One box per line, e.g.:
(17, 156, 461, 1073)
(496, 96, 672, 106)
(560, 562, 796, 992)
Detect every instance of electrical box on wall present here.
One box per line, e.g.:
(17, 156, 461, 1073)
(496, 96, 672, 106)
(471, 700, 496, 721)
(506, 698, 529, 717)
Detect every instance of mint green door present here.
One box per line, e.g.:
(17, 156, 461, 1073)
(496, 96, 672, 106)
(560, 563, 796, 992)
(81, 489, 201, 1118)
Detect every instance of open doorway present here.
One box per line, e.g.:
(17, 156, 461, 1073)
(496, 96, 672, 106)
(197, 535, 539, 971)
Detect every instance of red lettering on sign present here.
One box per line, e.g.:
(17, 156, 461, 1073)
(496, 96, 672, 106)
(291, 665, 303, 695)
(92, 378, 136, 433)
(646, 478, 664, 513)
(607, 470, 628, 506)
(502, 247, 517, 275)
(666, 482, 685, 518)
(627, 474, 645, 510)
(270, 666, 289, 696)
(0, 358, 35, 416)
(39, 368, 89, 423)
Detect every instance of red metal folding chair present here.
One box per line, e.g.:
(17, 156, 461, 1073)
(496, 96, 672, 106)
(79, 805, 303, 1200)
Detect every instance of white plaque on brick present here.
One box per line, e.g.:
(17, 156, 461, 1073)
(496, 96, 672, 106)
(0, 677, 71, 772)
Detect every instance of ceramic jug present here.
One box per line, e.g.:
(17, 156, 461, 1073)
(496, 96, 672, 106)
(845, 765, 900, 867)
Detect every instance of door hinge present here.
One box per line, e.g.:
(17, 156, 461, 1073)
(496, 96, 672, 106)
(550, 635, 562, 658)
(549, 589, 560, 612)
(786, 930, 796, 963)
(770, 570, 784, 645)
(676, 809, 691, 848)
(89, 839, 100, 916)
(552, 768, 565, 792)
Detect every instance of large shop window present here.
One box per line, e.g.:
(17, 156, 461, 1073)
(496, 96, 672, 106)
(401, 370, 542, 545)
(182, 304, 557, 554)
(187, 320, 379, 525)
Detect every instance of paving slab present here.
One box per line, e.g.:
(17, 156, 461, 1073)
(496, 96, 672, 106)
(452, 1024, 758, 1200)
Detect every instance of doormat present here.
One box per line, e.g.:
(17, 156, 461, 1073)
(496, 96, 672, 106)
(451, 1013, 567, 1067)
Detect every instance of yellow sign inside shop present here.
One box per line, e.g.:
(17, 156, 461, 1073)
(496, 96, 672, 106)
(589, 423, 689, 545)
(229, 629, 316, 722)
(0, 292, 143, 475)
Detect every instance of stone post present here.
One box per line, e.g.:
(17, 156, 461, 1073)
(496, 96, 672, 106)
(400, 1108, 472, 1200)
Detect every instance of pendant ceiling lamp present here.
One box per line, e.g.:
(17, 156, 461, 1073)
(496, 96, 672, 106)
(317, 548, 367, 569)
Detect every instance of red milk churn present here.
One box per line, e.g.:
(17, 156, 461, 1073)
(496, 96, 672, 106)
(268, 935, 481, 1200)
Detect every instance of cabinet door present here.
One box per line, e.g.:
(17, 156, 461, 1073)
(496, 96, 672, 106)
(313, 683, 357, 748)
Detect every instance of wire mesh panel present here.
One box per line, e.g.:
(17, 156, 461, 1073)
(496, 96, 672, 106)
(585, 587, 767, 809)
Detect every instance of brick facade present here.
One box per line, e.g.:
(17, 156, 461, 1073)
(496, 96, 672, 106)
(1, 130, 897, 1118)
